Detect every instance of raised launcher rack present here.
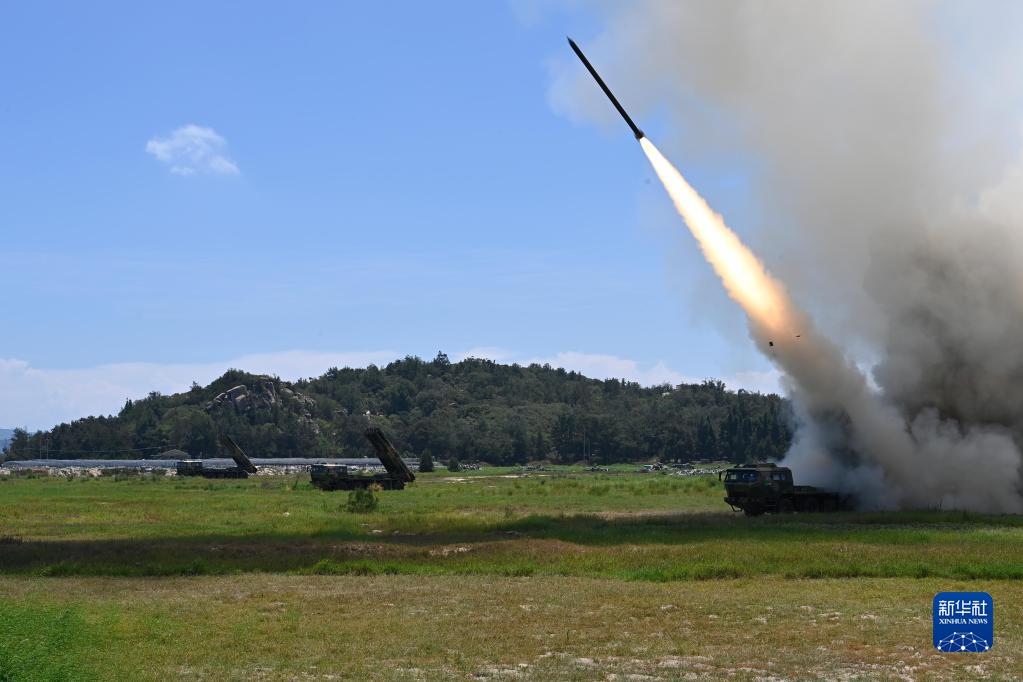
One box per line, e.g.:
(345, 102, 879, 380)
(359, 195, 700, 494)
(175, 435, 258, 479)
(310, 427, 416, 491)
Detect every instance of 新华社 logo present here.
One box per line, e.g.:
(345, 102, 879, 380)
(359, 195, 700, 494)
(933, 592, 993, 652)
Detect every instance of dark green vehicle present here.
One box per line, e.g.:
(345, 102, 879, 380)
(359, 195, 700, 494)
(175, 459, 249, 478)
(175, 435, 258, 479)
(310, 427, 416, 491)
(720, 462, 852, 516)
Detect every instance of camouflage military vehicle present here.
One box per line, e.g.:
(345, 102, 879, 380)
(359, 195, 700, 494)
(720, 462, 851, 516)
(175, 459, 248, 478)
(175, 435, 258, 479)
(310, 427, 415, 491)
(175, 459, 206, 477)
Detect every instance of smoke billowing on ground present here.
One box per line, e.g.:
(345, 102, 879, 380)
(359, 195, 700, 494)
(552, 1, 1023, 512)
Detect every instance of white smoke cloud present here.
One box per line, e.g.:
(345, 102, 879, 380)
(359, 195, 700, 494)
(551, 1, 1023, 511)
(145, 124, 240, 176)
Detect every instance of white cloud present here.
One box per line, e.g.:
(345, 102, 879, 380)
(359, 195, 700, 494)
(0, 351, 396, 431)
(145, 124, 239, 176)
(0, 348, 782, 432)
(526, 351, 693, 387)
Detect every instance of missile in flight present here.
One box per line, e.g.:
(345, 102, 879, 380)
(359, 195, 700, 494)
(567, 37, 644, 140)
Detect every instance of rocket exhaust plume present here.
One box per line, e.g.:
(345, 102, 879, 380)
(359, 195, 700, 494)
(639, 137, 1023, 513)
(639, 138, 793, 343)
(565, 8, 1023, 513)
(570, 39, 1023, 512)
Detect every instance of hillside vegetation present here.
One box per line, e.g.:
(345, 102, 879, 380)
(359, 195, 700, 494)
(3, 354, 790, 464)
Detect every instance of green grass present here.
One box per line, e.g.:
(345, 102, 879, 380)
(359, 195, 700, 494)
(2, 470, 1023, 580)
(0, 469, 725, 541)
(0, 602, 98, 681)
(2, 469, 1021, 679)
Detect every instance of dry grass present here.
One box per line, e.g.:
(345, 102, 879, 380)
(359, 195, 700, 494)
(1, 575, 1019, 681)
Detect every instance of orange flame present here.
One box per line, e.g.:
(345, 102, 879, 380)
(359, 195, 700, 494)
(640, 137, 803, 347)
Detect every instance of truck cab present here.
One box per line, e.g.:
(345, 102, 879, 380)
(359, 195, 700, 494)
(722, 463, 793, 515)
(721, 462, 847, 516)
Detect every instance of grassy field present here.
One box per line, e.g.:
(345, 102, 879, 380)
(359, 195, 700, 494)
(1, 467, 1020, 679)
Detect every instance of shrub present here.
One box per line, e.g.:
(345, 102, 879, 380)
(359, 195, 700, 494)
(344, 488, 378, 513)
(447, 457, 462, 472)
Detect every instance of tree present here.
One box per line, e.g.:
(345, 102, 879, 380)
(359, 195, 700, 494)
(3, 428, 31, 460)
(419, 449, 435, 472)
(696, 417, 718, 460)
(447, 456, 462, 472)
(161, 406, 217, 457)
(19, 363, 793, 465)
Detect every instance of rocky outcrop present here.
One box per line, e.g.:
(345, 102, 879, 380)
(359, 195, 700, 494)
(204, 378, 316, 417)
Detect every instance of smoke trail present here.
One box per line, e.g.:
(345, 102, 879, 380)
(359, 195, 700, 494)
(550, 2, 1023, 513)
(640, 137, 1023, 512)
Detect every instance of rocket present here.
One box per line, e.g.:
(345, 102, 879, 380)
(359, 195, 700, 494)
(567, 37, 644, 140)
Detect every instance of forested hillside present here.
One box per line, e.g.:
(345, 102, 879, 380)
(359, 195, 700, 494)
(2, 354, 792, 464)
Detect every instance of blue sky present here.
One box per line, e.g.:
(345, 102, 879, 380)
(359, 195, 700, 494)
(0, 1, 777, 430)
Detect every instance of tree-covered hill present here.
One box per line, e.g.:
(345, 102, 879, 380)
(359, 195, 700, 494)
(2, 354, 792, 465)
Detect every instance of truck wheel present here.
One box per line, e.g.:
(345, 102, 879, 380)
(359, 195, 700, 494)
(780, 499, 795, 513)
(801, 498, 820, 514)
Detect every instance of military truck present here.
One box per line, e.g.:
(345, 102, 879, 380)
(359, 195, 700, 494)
(175, 459, 248, 478)
(720, 462, 852, 516)
(175, 435, 258, 479)
(310, 427, 416, 491)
